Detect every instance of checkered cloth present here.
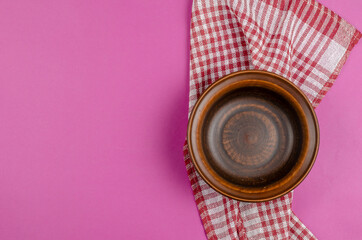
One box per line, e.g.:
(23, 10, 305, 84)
(183, 0, 361, 239)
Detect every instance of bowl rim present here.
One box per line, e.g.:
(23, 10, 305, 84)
(187, 70, 320, 202)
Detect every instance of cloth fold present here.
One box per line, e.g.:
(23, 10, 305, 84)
(184, 0, 361, 239)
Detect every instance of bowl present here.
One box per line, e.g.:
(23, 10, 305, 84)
(187, 70, 319, 202)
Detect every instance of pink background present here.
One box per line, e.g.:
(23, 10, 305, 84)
(0, 0, 361, 239)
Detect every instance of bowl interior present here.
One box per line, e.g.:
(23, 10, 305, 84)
(188, 71, 319, 202)
(203, 86, 303, 188)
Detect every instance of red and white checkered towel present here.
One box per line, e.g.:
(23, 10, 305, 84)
(183, 0, 361, 239)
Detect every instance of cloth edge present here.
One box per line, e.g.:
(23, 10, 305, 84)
(312, 28, 362, 107)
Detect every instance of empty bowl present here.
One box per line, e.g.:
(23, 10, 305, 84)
(187, 70, 319, 202)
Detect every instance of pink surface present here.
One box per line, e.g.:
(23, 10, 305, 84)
(0, 0, 360, 239)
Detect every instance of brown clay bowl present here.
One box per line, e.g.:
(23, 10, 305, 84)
(187, 70, 319, 202)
